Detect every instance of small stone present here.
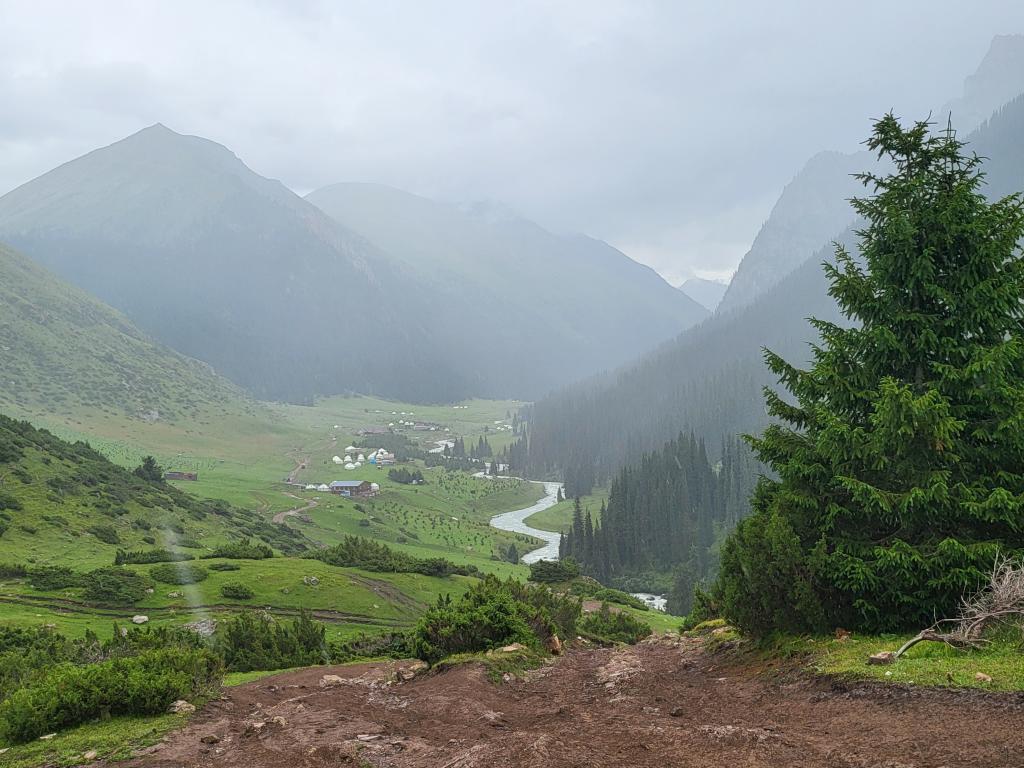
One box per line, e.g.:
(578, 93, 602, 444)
(547, 635, 563, 655)
(670, 706, 684, 717)
(834, 627, 851, 641)
(244, 721, 266, 735)
(497, 642, 526, 653)
(397, 669, 415, 681)
(82, 750, 98, 761)
(356, 734, 380, 741)
(167, 591, 182, 598)
(200, 735, 220, 744)
(271, 716, 287, 727)
(867, 651, 896, 665)
(975, 672, 993, 683)
(884, 670, 893, 677)
(145, 588, 155, 594)
(169, 699, 196, 714)
(131, 615, 149, 625)
(319, 674, 345, 688)
(39, 733, 57, 740)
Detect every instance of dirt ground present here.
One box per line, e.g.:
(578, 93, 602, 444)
(125, 636, 1024, 768)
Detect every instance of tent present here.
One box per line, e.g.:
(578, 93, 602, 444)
(332, 456, 343, 464)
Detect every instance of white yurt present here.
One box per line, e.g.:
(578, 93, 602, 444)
(345, 445, 357, 452)
(357, 453, 366, 462)
(370, 482, 380, 492)
(343, 454, 352, 462)
(317, 484, 330, 492)
(345, 462, 356, 470)
(332, 455, 343, 464)
(354, 461, 362, 468)
(304, 484, 317, 490)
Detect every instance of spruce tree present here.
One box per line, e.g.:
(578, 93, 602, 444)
(718, 115, 1024, 635)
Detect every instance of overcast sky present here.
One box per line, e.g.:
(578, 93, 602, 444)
(2, 1, 1023, 284)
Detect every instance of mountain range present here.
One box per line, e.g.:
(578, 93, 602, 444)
(0, 131, 705, 406)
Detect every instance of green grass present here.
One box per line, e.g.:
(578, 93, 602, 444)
(525, 487, 607, 533)
(0, 712, 186, 768)
(806, 632, 1024, 691)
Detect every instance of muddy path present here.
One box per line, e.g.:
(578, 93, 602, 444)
(272, 492, 319, 524)
(125, 636, 1023, 768)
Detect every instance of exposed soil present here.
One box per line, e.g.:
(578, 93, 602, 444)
(272, 492, 318, 524)
(125, 636, 1024, 768)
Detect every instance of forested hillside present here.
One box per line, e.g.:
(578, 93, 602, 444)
(527, 91, 1024, 488)
(560, 434, 759, 608)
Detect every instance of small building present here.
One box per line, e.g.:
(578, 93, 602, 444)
(164, 471, 198, 481)
(357, 426, 389, 437)
(328, 480, 376, 498)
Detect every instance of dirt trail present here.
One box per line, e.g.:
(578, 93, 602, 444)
(125, 636, 1024, 768)
(272, 493, 318, 524)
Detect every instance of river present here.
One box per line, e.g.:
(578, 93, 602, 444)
(488, 480, 564, 563)
(489, 480, 667, 610)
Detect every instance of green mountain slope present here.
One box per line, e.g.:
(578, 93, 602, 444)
(0, 125, 461, 404)
(0, 241, 256, 422)
(0, 413, 306, 569)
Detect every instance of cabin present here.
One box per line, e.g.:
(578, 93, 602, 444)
(164, 471, 198, 481)
(328, 480, 376, 498)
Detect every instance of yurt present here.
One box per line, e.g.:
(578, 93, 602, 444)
(317, 484, 330, 492)
(345, 462, 356, 470)
(332, 456, 343, 464)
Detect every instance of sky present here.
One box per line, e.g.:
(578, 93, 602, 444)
(2, 1, 1023, 285)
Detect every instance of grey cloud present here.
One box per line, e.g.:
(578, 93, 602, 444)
(1, 0, 1023, 280)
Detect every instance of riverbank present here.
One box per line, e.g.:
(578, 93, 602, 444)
(489, 480, 564, 563)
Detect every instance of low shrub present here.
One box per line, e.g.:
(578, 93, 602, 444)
(312, 535, 472, 577)
(27, 565, 81, 591)
(331, 631, 414, 662)
(205, 540, 273, 560)
(579, 603, 652, 645)
(87, 523, 121, 545)
(82, 567, 153, 605)
(220, 582, 254, 600)
(0, 562, 27, 579)
(208, 562, 240, 572)
(528, 558, 580, 583)
(115, 548, 195, 565)
(149, 563, 208, 585)
(0, 647, 222, 743)
(411, 576, 581, 665)
(217, 611, 328, 672)
(0, 491, 22, 512)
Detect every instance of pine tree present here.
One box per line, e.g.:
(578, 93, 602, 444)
(718, 115, 1024, 635)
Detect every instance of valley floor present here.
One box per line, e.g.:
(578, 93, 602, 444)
(122, 635, 1022, 768)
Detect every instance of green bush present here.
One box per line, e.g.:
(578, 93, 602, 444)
(331, 631, 413, 662)
(0, 491, 22, 511)
(208, 562, 240, 572)
(411, 576, 581, 665)
(205, 540, 273, 560)
(149, 563, 208, 585)
(312, 535, 471, 577)
(0, 562, 27, 579)
(220, 582, 254, 600)
(528, 558, 580, 583)
(27, 566, 81, 591)
(115, 548, 195, 565)
(579, 603, 652, 645)
(217, 611, 328, 672)
(87, 523, 121, 545)
(81, 567, 153, 605)
(0, 648, 221, 743)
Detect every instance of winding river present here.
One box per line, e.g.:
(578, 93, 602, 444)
(489, 480, 668, 611)
(489, 480, 563, 563)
